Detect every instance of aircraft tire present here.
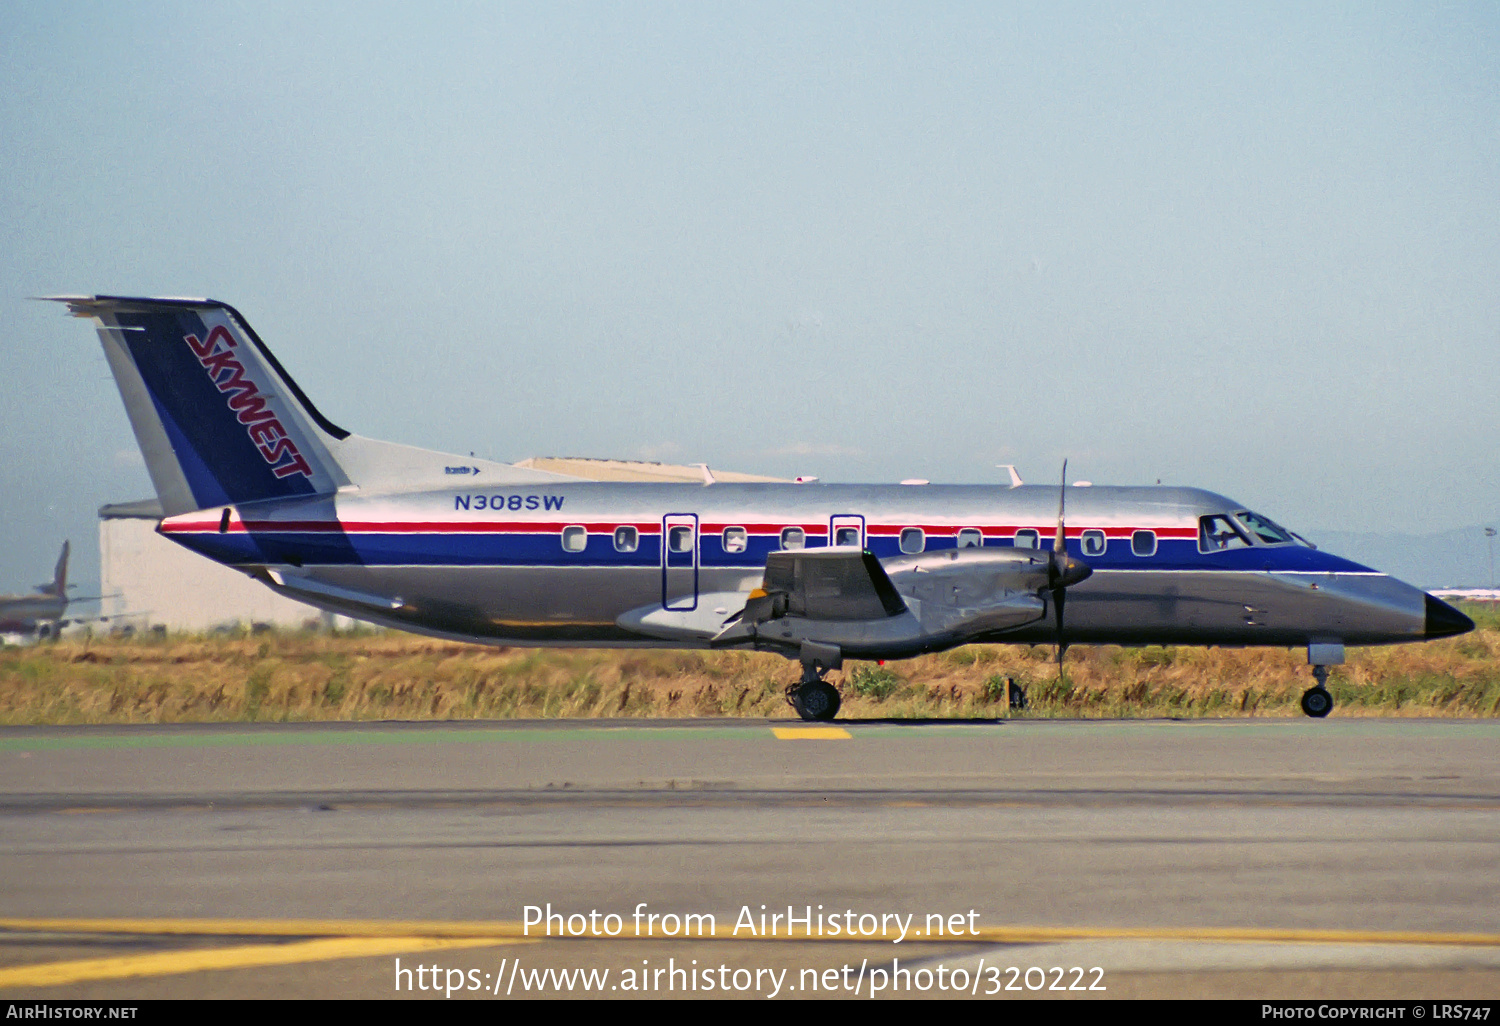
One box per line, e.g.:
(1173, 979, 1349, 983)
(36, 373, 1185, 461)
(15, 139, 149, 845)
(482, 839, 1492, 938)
(794, 681, 841, 722)
(1300, 686, 1333, 718)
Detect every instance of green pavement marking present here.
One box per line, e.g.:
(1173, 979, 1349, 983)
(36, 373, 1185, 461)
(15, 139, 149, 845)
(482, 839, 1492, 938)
(2, 718, 1494, 752)
(0, 725, 772, 752)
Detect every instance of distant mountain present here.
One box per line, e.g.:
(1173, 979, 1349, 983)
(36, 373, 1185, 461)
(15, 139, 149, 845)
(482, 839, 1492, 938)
(1304, 526, 1498, 590)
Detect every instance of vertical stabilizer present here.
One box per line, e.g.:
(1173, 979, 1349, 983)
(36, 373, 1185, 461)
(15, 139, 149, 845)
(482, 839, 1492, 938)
(42, 541, 68, 597)
(51, 296, 349, 515)
(51, 295, 579, 514)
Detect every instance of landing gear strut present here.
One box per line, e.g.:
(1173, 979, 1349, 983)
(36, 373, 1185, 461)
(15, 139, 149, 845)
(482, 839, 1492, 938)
(787, 644, 842, 722)
(1301, 664, 1333, 718)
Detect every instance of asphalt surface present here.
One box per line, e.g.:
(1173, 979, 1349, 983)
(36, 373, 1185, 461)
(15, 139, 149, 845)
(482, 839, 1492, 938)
(1, 717, 1497, 999)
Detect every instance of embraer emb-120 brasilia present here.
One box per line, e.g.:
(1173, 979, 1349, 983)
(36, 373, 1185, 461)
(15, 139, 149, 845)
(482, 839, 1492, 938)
(53, 295, 1474, 721)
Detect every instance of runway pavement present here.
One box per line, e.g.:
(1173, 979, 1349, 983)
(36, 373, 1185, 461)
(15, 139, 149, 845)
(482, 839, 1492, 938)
(0, 717, 1497, 999)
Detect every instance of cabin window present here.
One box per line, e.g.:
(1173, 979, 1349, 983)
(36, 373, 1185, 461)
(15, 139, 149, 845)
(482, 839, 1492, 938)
(669, 525, 695, 554)
(899, 528, 925, 554)
(833, 525, 861, 547)
(1235, 510, 1295, 545)
(613, 526, 638, 552)
(1081, 530, 1106, 557)
(722, 526, 748, 554)
(780, 527, 805, 550)
(956, 528, 982, 549)
(561, 526, 587, 553)
(1014, 529, 1040, 549)
(1131, 530, 1157, 557)
(1199, 514, 1250, 552)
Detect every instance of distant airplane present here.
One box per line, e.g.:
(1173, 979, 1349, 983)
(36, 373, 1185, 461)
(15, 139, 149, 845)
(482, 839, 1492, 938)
(0, 542, 71, 636)
(52, 296, 1474, 719)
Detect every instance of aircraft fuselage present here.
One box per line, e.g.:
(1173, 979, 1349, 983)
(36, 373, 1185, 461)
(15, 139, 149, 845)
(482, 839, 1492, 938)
(158, 481, 1457, 655)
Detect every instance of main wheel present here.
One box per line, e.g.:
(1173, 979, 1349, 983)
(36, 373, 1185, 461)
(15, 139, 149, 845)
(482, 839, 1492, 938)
(793, 681, 841, 722)
(1300, 686, 1333, 718)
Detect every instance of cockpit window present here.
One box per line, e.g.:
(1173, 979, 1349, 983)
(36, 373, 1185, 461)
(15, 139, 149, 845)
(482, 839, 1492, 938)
(1235, 511, 1296, 546)
(1198, 514, 1250, 552)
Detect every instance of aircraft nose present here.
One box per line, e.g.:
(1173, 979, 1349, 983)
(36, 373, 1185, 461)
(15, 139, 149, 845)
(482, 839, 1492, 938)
(1424, 594, 1475, 639)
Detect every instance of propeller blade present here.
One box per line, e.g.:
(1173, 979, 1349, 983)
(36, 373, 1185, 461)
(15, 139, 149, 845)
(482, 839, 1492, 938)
(1050, 459, 1070, 629)
(1054, 459, 1067, 555)
(1050, 459, 1079, 672)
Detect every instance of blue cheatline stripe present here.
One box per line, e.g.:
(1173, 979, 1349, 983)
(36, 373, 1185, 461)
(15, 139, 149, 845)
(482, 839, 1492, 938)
(162, 527, 1378, 575)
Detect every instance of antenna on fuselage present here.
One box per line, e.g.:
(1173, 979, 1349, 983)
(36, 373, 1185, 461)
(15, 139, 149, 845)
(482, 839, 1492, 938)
(997, 465, 1023, 488)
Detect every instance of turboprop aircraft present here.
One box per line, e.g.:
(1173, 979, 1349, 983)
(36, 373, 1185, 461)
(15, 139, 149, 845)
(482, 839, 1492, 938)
(51, 295, 1474, 720)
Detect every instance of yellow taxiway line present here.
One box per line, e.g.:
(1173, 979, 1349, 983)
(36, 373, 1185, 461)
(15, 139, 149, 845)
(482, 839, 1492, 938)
(0, 936, 510, 989)
(770, 727, 852, 739)
(2, 917, 1498, 947)
(2, 917, 1498, 989)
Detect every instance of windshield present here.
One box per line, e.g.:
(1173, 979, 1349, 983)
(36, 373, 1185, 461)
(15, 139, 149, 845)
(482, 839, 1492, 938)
(1234, 510, 1297, 546)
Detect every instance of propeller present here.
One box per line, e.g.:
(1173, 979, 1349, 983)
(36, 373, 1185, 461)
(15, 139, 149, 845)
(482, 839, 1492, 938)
(1047, 460, 1093, 671)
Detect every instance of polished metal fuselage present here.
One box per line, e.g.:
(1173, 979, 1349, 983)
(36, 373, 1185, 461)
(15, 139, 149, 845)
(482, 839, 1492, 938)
(159, 481, 1433, 655)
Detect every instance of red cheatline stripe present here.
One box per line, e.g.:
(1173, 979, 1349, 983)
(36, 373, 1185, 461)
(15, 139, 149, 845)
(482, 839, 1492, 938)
(162, 520, 1202, 539)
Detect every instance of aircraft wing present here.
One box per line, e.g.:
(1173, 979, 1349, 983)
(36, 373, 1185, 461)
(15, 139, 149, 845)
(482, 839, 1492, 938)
(621, 546, 1056, 658)
(615, 549, 907, 645)
(749, 549, 907, 622)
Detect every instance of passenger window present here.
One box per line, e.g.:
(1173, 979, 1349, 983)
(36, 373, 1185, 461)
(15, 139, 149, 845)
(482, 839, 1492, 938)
(1199, 514, 1249, 552)
(956, 528, 982, 549)
(669, 525, 695, 554)
(1131, 530, 1157, 557)
(1014, 529, 1040, 549)
(1081, 530, 1106, 557)
(561, 526, 587, 553)
(613, 526, 638, 552)
(780, 527, 805, 550)
(834, 526, 861, 547)
(900, 528, 925, 554)
(722, 527, 747, 553)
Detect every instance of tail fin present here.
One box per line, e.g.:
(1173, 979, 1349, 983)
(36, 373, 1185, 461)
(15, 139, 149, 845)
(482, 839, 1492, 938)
(52, 296, 349, 514)
(52, 295, 576, 515)
(40, 541, 68, 596)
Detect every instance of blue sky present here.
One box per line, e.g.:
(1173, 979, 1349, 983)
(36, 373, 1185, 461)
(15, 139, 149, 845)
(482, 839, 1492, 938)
(1, 2, 1496, 593)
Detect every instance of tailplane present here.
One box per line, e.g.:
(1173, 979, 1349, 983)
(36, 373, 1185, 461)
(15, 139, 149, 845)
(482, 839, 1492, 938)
(52, 296, 571, 515)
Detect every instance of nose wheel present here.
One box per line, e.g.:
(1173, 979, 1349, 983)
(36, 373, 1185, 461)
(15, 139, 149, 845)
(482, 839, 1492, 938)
(1301, 664, 1333, 718)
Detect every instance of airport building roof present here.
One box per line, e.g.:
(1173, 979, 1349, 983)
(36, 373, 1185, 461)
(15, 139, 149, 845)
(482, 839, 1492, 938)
(511, 457, 788, 483)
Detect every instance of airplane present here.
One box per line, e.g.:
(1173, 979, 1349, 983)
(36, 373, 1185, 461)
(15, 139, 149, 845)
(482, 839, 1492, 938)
(50, 295, 1474, 720)
(0, 542, 72, 637)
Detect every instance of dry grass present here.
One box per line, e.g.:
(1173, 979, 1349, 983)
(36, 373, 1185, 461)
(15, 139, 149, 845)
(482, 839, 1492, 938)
(2, 605, 1496, 724)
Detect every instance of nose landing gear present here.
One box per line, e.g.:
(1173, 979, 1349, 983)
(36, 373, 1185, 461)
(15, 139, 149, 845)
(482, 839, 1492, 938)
(1301, 664, 1333, 718)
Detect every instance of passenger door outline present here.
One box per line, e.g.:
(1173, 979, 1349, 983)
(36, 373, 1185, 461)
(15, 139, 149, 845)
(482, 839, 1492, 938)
(661, 513, 699, 611)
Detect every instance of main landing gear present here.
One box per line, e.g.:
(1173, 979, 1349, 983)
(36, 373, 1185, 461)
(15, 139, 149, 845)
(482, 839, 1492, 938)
(1301, 664, 1333, 718)
(787, 645, 842, 722)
